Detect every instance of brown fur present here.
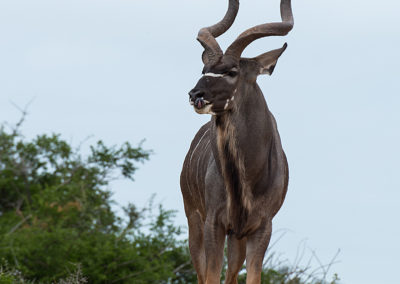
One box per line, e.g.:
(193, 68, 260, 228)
(216, 114, 253, 237)
(181, 1, 294, 283)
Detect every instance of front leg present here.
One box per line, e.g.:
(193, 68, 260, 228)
(203, 158, 227, 283)
(187, 211, 207, 283)
(245, 219, 272, 284)
(225, 234, 246, 284)
(204, 213, 226, 284)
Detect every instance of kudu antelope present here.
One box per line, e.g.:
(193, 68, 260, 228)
(180, 0, 293, 283)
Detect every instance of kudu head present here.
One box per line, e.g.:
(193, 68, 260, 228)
(189, 0, 294, 115)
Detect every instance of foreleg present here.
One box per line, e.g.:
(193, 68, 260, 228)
(245, 220, 272, 284)
(224, 234, 246, 284)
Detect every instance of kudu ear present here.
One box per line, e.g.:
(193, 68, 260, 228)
(255, 43, 288, 76)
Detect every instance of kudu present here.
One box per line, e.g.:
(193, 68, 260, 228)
(180, 0, 293, 283)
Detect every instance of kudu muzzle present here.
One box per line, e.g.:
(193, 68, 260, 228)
(188, 89, 206, 109)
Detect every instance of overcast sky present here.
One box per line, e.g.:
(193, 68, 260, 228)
(0, 0, 399, 283)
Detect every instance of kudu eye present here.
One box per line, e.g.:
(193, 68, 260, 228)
(224, 68, 238, 77)
(227, 70, 238, 77)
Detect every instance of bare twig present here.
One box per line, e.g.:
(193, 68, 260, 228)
(173, 260, 192, 274)
(6, 98, 35, 136)
(6, 214, 32, 236)
(260, 235, 341, 283)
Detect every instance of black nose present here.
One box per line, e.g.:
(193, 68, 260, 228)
(189, 89, 204, 101)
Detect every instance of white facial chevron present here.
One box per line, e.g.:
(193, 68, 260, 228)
(203, 73, 225, 78)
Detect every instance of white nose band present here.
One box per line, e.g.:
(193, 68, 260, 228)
(203, 73, 225, 78)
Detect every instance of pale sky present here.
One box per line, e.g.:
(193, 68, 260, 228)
(0, 1, 399, 283)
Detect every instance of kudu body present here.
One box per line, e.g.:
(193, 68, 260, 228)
(180, 1, 293, 283)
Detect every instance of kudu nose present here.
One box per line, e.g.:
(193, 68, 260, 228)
(189, 89, 204, 101)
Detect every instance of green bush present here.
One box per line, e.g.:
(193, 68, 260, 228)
(0, 119, 339, 283)
(0, 123, 195, 283)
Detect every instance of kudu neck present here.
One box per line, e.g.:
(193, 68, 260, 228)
(213, 81, 270, 138)
(211, 81, 273, 236)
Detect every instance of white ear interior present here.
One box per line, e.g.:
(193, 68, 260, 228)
(259, 62, 276, 76)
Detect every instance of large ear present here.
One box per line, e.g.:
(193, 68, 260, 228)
(254, 43, 288, 76)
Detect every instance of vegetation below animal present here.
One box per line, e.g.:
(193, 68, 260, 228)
(0, 117, 339, 283)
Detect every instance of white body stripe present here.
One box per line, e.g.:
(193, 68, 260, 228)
(189, 129, 210, 166)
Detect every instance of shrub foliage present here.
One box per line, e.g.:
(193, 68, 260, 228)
(0, 120, 339, 283)
(0, 124, 195, 283)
